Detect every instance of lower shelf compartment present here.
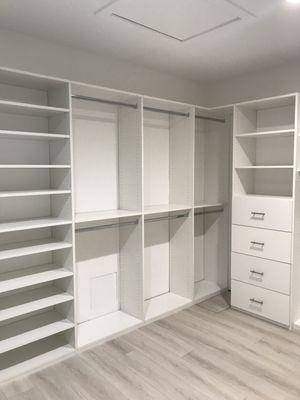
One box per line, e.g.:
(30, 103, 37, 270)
(77, 311, 142, 348)
(0, 335, 74, 383)
(194, 280, 223, 302)
(0, 310, 74, 354)
(144, 292, 191, 321)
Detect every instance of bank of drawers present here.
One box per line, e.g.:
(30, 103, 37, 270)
(231, 195, 292, 326)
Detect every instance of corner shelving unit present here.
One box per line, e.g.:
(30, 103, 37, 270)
(0, 67, 75, 382)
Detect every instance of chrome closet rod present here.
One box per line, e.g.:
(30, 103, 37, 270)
(145, 212, 189, 223)
(195, 115, 226, 123)
(194, 208, 224, 217)
(143, 106, 190, 118)
(71, 94, 138, 109)
(76, 219, 139, 233)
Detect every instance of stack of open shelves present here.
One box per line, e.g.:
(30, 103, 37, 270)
(0, 68, 75, 381)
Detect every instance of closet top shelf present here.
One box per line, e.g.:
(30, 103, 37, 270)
(235, 129, 295, 138)
(75, 209, 142, 225)
(0, 99, 69, 117)
(235, 165, 294, 169)
(0, 130, 70, 141)
(143, 204, 192, 215)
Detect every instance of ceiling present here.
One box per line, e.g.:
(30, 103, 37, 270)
(0, 0, 300, 82)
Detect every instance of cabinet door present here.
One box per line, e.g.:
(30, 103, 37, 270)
(76, 228, 119, 323)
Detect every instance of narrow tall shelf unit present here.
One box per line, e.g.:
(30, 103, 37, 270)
(0, 68, 75, 381)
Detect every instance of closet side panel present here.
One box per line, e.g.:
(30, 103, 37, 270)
(204, 120, 231, 290)
(169, 108, 194, 206)
(170, 213, 194, 299)
(72, 101, 118, 213)
(119, 98, 143, 211)
(119, 218, 144, 319)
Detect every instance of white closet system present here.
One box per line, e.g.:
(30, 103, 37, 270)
(1, 65, 298, 383)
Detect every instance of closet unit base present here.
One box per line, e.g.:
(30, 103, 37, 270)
(144, 293, 191, 322)
(77, 311, 142, 349)
(193, 280, 225, 302)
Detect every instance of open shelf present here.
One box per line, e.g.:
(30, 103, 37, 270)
(0, 264, 73, 294)
(0, 217, 72, 234)
(235, 165, 293, 169)
(144, 292, 190, 321)
(0, 336, 74, 383)
(236, 129, 294, 138)
(77, 311, 141, 348)
(143, 204, 191, 215)
(0, 189, 71, 198)
(75, 209, 141, 225)
(194, 201, 224, 209)
(0, 130, 70, 141)
(0, 310, 74, 354)
(0, 239, 72, 261)
(0, 286, 73, 323)
(194, 280, 223, 301)
(0, 100, 69, 117)
(0, 165, 71, 169)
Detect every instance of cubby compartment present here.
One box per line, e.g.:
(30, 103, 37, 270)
(194, 110, 231, 300)
(72, 83, 142, 225)
(75, 216, 143, 348)
(143, 98, 194, 214)
(143, 210, 193, 321)
(234, 168, 293, 197)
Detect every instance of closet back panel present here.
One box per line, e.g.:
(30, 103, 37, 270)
(73, 101, 118, 213)
(143, 112, 169, 206)
(144, 219, 170, 300)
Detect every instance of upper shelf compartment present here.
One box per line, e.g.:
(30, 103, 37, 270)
(234, 94, 296, 135)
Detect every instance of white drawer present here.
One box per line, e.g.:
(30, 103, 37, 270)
(231, 280, 290, 326)
(232, 196, 293, 232)
(231, 252, 290, 295)
(232, 225, 292, 263)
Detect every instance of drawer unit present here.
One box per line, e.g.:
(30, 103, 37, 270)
(231, 252, 290, 295)
(231, 280, 290, 326)
(232, 225, 292, 263)
(232, 195, 293, 232)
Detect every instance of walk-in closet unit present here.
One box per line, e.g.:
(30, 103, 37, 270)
(2, 63, 300, 384)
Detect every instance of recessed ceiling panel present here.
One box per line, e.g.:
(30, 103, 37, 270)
(97, 0, 278, 41)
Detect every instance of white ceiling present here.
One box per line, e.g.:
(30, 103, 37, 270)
(0, 0, 299, 82)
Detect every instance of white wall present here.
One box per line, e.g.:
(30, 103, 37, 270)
(207, 58, 300, 107)
(0, 28, 206, 105)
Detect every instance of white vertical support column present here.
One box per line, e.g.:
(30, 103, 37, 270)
(291, 93, 300, 329)
(68, 81, 78, 348)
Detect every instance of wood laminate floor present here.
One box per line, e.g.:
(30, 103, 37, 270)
(1, 294, 300, 400)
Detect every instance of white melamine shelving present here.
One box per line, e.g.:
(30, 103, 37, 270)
(0, 217, 72, 233)
(235, 165, 293, 169)
(194, 201, 224, 209)
(0, 67, 75, 381)
(0, 189, 71, 198)
(143, 204, 191, 215)
(0, 264, 73, 294)
(144, 293, 191, 321)
(75, 209, 142, 225)
(235, 129, 294, 138)
(0, 239, 72, 261)
(0, 311, 74, 354)
(0, 286, 73, 323)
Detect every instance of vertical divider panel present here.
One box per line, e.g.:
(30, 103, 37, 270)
(170, 106, 195, 299)
(118, 97, 143, 211)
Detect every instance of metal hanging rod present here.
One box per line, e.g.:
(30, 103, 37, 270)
(76, 219, 138, 233)
(144, 106, 190, 118)
(72, 94, 138, 109)
(194, 208, 224, 217)
(145, 212, 189, 223)
(196, 115, 226, 124)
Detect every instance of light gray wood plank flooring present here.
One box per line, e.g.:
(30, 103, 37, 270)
(1, 294, 300, 400)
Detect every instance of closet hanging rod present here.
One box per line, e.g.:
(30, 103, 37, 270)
(144, 106, 190, 118)
(72, 94, 138, 109)
(196, 115, 226, 123)
(145, 212, 189, 223)
(75, 219, 138, 233)
(194, 208, 224, 217)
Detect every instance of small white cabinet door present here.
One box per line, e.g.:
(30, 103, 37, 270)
(76, 228, 119, 323)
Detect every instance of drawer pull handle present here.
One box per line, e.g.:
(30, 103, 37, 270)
(250, 241, 265, 247)
(251, 212, 266, 217)
(250, 298, 264, 306)
(250, 269, 264, 276)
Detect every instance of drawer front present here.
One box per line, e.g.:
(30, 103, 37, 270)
(232, 225, 292, 263)
(231, 280, 290, 326)
(232, 196, 293, 232)
(231, 252, 290, 294)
